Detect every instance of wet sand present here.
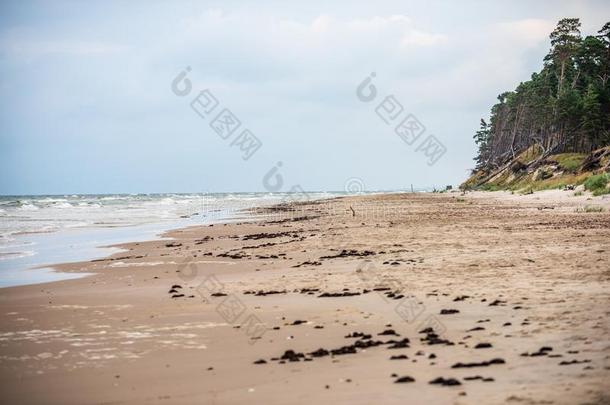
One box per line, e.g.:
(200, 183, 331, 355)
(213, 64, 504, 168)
(1, 191, 609, 404)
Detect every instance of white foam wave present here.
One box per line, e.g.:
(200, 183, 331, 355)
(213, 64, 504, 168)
(0, 250, 36, 260)
(39, 198, 68, 203)
(0, 240, 34, 250)
(0, 192, 339, 263)
(18, 203, 39, 211)
(65, 222, 91, 229)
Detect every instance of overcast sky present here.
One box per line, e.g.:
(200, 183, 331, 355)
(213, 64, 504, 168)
(1, 0, 609, 195)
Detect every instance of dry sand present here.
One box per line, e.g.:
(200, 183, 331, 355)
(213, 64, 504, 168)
(1, 191, 609, 404)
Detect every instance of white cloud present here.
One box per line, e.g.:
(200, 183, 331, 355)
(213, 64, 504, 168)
(180, 11, 447, 54)
(496, 19, 555, 48)
(400, 30, 448, 47)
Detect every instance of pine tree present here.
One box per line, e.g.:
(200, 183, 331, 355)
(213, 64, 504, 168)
(472, 19, 610, 171)
(546, 18, 581, 93)
(582, 83, 603, 146)
(473, 119, 491, 171)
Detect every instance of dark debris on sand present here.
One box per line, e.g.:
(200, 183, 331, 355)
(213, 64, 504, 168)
(429, 377, 461, 386)
(394, 376, 415, 383)
(451, 358, 505, 368)
(521, 346, 553, 357)
(464, 375, 494, 382)
(319, 249, 376, 260)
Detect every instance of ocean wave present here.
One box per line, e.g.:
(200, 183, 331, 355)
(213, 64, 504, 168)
(77, 202, 102, 208)
(17, 203, 39, 211)
(65, 221, 91, 228)
(159, 198, 176, 205)
(0, 193, 339, 246)
(39, 198, 69, 203)
(0, 240, 35, 250)
(0, 250, 36, 260)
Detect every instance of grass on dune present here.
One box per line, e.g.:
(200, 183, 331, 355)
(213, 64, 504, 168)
(584, 173, 610, 196)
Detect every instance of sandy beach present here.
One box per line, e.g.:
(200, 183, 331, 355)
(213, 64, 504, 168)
(1, 191, 609, 404)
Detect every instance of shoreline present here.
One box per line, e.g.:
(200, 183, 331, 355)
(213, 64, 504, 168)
(0, 192, 345, 288)
(8, 188, 608, 290)
(0, 219, 194, 289)
(0, 191, 609, 404)
(0, 197, 280, 289)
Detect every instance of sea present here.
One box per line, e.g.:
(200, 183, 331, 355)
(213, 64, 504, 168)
(0, 192, 342, 288)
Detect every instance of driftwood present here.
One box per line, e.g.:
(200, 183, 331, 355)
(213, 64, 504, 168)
(580, 147, 610, 172)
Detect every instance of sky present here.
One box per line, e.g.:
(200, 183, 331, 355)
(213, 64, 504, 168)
(1, 0, 609, 195)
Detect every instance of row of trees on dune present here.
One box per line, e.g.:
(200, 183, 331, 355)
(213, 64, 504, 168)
(473, 19, 610, 172)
